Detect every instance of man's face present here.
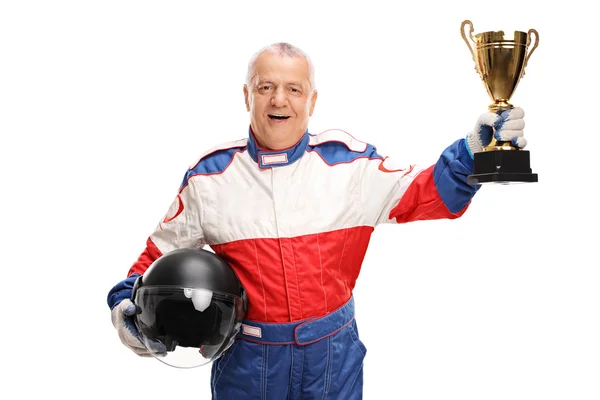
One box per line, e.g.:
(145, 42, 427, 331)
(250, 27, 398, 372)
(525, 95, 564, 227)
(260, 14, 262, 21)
(244, 52, 318, 150)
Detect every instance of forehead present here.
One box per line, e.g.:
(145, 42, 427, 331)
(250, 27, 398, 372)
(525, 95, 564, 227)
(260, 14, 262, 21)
(251, 52, 311, 85)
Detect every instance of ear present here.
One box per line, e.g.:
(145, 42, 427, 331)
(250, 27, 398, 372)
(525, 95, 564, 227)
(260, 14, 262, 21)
(243, 84, 250, 112)
(308, 90, 318, 116)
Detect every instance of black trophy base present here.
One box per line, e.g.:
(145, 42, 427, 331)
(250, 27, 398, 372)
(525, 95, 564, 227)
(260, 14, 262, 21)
(467, 149, 538, 185)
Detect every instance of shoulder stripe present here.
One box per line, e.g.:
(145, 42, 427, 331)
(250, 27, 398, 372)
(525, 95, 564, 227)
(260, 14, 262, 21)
(189, 138, 248, 170)
(308, 129, 368, 152)
(180, 138, 247, 189)
(307, 129, 382, 166)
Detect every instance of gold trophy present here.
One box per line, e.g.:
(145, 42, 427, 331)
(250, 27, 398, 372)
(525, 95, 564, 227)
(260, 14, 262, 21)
(461, 20, 539, 184)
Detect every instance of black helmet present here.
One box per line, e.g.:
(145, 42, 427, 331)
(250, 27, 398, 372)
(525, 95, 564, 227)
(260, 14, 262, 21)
(131, 248, 247, 368)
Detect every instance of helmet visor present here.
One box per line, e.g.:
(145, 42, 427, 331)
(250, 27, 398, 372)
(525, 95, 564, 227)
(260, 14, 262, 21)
(133, 286, 244, 368)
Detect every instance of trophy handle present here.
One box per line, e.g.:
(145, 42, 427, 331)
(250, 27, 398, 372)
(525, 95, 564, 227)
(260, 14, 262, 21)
(525, 29, 539, 67)
(460, 20, 476, 62)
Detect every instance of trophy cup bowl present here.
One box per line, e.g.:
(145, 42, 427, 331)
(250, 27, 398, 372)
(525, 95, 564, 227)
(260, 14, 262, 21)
(461, 20, 539, 184)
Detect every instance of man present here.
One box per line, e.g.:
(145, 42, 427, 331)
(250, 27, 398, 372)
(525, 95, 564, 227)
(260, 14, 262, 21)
(107, 42, 527, 399)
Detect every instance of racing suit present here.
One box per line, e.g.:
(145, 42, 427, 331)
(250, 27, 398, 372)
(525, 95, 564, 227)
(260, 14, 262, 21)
(107, 127, 479, 399)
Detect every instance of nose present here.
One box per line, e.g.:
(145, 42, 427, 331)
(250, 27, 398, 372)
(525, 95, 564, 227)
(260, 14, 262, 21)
(271, 87, 287, 108)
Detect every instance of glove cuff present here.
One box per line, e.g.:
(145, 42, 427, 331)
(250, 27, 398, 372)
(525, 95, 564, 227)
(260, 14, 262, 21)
(466, 133, 482, 159)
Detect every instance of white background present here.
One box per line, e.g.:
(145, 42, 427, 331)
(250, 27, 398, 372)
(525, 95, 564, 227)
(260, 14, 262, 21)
(1, 1, 598, 399)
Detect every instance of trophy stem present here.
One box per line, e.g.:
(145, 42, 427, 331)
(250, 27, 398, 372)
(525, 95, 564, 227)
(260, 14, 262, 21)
(484, 138, 517, 151)
(484, 100, 517, 151)
(488, 100, 513, 113)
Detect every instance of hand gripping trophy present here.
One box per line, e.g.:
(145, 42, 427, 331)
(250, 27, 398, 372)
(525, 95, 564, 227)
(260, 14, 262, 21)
(461, 20, 539, 184)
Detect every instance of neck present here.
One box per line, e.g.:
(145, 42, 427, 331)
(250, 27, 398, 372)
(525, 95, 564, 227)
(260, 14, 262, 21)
(251, 128, 306, 150)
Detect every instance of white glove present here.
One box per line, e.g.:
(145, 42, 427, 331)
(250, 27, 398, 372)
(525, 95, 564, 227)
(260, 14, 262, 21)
(466, 107, 527, 157)
(111, 299, 152, 357)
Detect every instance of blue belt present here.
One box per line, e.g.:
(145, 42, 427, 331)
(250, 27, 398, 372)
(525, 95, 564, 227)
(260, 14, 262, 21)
(237, 296, 355, 346)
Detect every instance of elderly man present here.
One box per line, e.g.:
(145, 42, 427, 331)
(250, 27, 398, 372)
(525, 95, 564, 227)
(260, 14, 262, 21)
(107, 42, 527, 399)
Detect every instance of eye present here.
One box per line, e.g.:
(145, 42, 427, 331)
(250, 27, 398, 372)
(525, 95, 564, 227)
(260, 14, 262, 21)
(289, 87, 301, 94)
(258, 85, 272, 93)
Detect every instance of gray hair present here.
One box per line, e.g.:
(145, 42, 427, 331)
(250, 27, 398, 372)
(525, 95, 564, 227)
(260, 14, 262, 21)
(246, 42, 316, 90)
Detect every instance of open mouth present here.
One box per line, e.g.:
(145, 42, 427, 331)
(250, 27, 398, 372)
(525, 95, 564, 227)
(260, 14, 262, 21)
(268, 114, 290, 120)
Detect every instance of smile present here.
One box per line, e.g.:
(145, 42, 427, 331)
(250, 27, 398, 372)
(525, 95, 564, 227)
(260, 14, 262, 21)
(268, 114, 290, 120)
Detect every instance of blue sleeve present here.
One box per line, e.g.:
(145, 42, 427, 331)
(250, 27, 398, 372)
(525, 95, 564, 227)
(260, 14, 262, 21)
(106, 274, 141, 310)
(433, 138, 481, 213)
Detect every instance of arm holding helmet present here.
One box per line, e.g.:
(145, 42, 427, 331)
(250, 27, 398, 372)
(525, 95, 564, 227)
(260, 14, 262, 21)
(107, 169, 206, 356)
(360, 108, 526, 224)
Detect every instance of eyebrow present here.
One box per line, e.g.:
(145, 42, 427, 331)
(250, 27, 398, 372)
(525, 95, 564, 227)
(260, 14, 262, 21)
(257, 80, 305, 87)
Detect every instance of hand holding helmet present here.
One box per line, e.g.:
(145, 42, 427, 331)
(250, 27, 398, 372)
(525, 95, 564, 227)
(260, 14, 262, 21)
(111, 298, 167, 357)
(110, 298, 151, 357)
